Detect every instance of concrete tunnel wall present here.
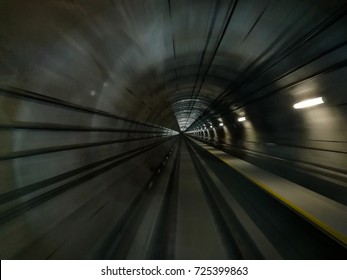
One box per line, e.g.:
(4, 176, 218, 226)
(0, 0, 347, 258)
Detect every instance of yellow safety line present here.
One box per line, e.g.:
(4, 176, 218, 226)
(199, 143, 347, 246)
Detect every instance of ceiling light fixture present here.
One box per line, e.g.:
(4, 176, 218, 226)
(293, 97, 324, 109)
(238, 117, 246, 122)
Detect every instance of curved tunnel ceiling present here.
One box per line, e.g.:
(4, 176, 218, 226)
(2, 0, 346, 133)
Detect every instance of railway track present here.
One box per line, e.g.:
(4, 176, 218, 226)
(95, 135, 347, 259)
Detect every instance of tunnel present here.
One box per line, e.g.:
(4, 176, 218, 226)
(0, 0, 347, 260)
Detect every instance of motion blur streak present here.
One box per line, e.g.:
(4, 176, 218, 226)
(0, 0, 346, 259)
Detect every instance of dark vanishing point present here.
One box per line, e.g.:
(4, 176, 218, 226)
(0, 0, 346, 259)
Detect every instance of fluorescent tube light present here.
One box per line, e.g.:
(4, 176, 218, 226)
(293, 97, 324, 109)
